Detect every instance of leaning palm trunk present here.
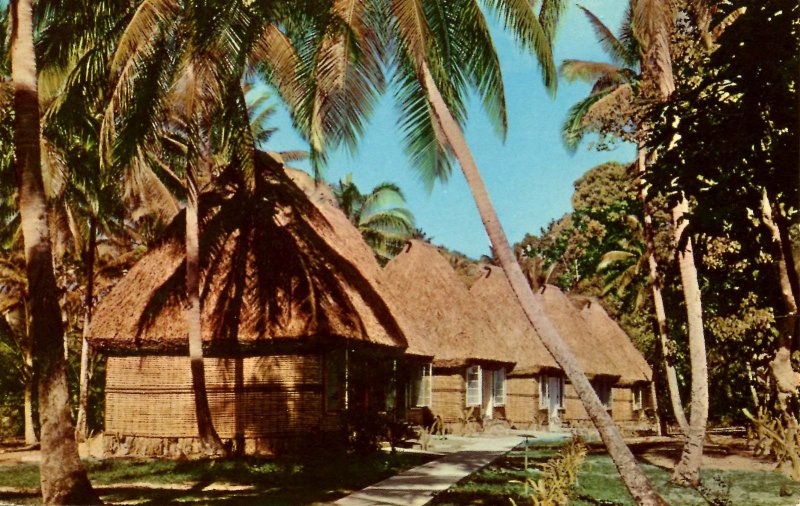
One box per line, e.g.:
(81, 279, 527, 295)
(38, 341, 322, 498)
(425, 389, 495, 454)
(668, 196, 709, 486)
(76, 217, 96, 441)
(637, 147, 688, 434)
(186, 164, 226, 456)
(10, 0, 100, 503)
(421, 64, 666, 506)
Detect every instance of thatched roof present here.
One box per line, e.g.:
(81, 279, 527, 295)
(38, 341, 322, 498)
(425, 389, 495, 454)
(470, 266, 559, 375)
(572, 296, 653, 385)
(382, 240, 514, 367)
(89, 153, 407, 353)
(535, 285, 620, 379)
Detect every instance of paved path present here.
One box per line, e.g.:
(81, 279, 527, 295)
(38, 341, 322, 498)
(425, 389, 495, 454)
(333, 435, 527, 506)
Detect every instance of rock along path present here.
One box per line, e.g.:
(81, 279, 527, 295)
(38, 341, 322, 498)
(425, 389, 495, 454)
(333, 434, 531, 506)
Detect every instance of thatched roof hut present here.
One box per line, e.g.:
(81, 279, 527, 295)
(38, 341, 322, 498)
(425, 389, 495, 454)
(382, 240, 514, 367)
(470, 266, 559, 375)
(89, 153, 407, 353)
(572, 296, 653, 386)
(535, 285, 619, 379)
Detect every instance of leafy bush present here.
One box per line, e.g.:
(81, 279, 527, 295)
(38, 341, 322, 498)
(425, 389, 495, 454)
(511, 436, 587, 506)
(342, 411, 390, 455)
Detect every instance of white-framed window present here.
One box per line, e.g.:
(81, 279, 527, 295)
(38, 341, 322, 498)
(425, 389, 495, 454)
(632, 385, 644, 411)
(492, 368, 506, 406)
(592, 379, 613, 409)
(466, 365, 482, 406)
(539, 374, 564, 409)
(412, 363, 433, 407)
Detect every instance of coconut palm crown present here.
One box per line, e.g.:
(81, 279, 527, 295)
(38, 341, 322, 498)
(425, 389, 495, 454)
(333, 174, 415, 263)
(560, 4, 641, 152)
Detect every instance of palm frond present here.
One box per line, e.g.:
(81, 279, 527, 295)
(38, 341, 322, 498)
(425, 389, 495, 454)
(482, 0, 556, 93)
(250, 24, 304, 113)
(578, 6, 635, 68)
(597, 250, 636, 271)
(561, 91, 608, 152)
(457, 0, 507, 139)
(559, 59, 625, 83)
(393, 62, 453, 190)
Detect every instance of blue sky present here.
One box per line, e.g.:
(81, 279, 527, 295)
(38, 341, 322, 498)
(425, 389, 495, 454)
(264, 1, 635, 258)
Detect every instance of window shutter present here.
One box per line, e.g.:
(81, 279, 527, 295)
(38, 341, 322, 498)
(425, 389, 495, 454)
(539, 375, 549, 409)
(493, 368, 506, 406)
(466, 366, 482, 406)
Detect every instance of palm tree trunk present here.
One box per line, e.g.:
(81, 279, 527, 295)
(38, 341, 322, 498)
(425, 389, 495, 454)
(7, 303, 37, 444)
(76, 217, 96, 442)
(760, 189, 800, 423)
(668, 196, 709, 486)
(637, 0, 709, 484)
(637, 147, 688, 434)
(24, 370, 37, 444)
(420, 64, 667, 506)
(761, 189, 798, 318)
(186, 164, 226, 456)
(10, 0, 100, 503)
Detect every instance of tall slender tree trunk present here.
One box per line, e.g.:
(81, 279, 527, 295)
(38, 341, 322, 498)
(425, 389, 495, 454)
(760, 189, 800, 420)
(7, 304, 37, 444)
(637, 147, 688, 434)
(9, 0, 100, 503)
(761, 189, 799, 318)
(76, 217, 96, 442)
(637, 0, 709, 484)
(421, 64, 667, 506)
(24, 368, 37, 444)
(668, 197, 709, 486)
(186, 164, 226, 456)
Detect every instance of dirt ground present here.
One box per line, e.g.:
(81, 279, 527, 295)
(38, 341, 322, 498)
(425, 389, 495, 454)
(1, 434, 779, 473)
(0, 441, 40, 466)
(624, 435, 779, 473)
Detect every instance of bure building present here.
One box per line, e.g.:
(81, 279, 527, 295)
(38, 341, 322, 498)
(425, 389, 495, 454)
(88, 154, 657, 457)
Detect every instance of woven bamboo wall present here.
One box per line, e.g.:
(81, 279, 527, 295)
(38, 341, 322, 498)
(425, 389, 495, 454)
(431, 372, 466, 423)
(563, 383, 588, 422)
(506, 377, 538, 427)
(612, 387, 634, 422)
(105, 355, 324, 438)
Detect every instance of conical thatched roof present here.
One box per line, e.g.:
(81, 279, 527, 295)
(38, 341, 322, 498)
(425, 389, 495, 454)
(382, 240, 514, 367)
(535, 285, 619, 379)
(572, 296, 652, 385)
(470, 266, 559, 375)
(89, 153, 407, 352)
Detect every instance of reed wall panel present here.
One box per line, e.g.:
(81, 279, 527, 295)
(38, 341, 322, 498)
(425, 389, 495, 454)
(431, 372, 465, 423)
(612, 387, 634, 422)
(563, 384, 589, 422)
(106, 355, 324, 439)
(506, 377, 538, 427)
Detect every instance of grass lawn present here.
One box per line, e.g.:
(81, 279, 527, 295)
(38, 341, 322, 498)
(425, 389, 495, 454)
(432, 442, 800, 506)
(0, 450, 432, 505)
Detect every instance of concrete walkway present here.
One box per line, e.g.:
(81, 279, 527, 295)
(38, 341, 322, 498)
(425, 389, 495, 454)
(333, 434, 530, 506)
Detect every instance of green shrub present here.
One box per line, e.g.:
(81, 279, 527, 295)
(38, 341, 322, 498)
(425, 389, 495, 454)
(511, 436, 587, 506)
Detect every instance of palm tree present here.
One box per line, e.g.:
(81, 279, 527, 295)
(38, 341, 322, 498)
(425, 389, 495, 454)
(33, 0, 180, 443)
(597, 216, 649, 304)
(633, 0, 709, 486)
(103, 0, 308, 456)
(333, 174, 415, 263)
(559, 3, 689, 435)
(101, 0, 664, 499)
(280, 1, 666, 503)
(7, 0, 99, 502)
